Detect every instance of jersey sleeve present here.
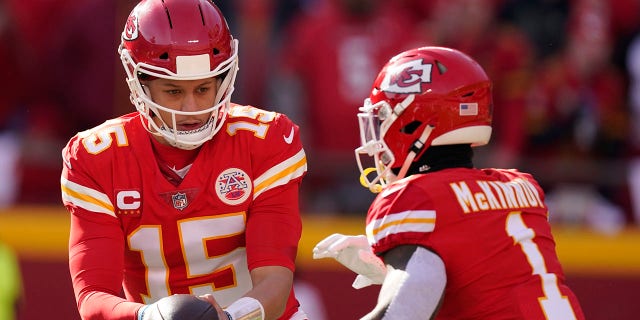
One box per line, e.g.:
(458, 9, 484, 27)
(250, 110, 307, 200)
(245, 179, 302, 271)
(366, 178, 437, 255)
(234, 107, 307, 271)
(61, 128, 141, 320)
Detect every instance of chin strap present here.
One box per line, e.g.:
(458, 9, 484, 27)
(396, 125, 434, 181)
(359, 125, 433, 193)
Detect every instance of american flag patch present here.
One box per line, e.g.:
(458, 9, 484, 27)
(459, 103, 478, 116)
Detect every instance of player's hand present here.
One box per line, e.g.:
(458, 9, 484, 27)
(312, 233, 387, 288)
(199, 294, 228, 320)
(138, 294, 220, 320)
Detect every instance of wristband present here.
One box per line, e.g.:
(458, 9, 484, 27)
(223, 297, 264, 320)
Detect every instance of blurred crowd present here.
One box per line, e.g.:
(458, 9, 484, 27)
(1, 0, 640, 232)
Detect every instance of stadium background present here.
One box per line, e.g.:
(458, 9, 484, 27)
(1, 0, 640, 319)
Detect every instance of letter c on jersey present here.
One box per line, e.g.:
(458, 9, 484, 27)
(117, 190, 141, 210)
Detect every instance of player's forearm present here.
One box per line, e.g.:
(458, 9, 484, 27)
(69, 217, 134, 320)
(362, 247, 445, 320)
(77, 291, 142, 320)
(243, 266, 294, 320)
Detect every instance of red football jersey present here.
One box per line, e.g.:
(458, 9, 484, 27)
(366, 168, 585, 320)
(61, 104, 307, 320)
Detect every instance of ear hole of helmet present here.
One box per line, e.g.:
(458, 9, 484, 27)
(137, 72, 152, 81)
(159, 52, 169, 60)
(401, 121, 422, 134)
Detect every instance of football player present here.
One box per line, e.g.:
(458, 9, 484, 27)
(313, 46, 586, 319)
(60, 1, 308, 319)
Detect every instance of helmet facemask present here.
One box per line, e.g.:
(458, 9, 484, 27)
(119, 40, 239, 150)
(356, 94, 426, 193)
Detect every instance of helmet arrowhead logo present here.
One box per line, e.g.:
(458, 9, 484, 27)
(123, 14, 139, 41)
(381, 59, 432, 94)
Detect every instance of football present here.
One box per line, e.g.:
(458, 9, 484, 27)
(146, 294, 219, 320)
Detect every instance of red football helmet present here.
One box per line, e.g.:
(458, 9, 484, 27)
(356, 46, 492, 192)
(119, 0, 238, 149)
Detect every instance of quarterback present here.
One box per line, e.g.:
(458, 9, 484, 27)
(60, 1, 307, 319)
(313, 46, 585, 319)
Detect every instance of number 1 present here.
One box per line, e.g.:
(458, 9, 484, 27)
(506, 212, 577, 320)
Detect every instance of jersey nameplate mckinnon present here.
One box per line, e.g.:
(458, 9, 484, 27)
(450, 178, 544, 214)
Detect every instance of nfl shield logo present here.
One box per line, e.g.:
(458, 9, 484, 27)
(172, 192, 188, 210)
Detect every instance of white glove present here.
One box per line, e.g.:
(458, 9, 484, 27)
(312, 233, 387, 288)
